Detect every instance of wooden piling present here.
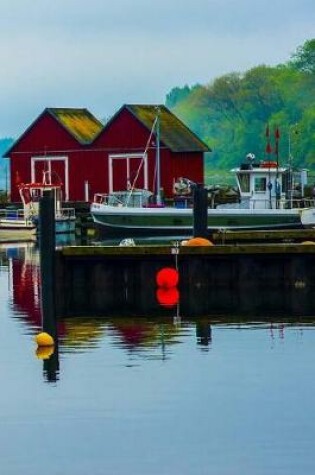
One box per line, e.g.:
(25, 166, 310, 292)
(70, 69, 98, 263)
(39, 190, 57, 339)
(193, 184, 208, 238)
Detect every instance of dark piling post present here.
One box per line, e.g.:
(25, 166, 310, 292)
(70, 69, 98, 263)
(39, 190, 57, 340)
(193, 183, 208, 238)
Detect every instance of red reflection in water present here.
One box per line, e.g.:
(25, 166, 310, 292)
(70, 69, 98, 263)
(12, 258, 42, 327)
(112, 321, 158, 348)
(10, 249, 65, 335)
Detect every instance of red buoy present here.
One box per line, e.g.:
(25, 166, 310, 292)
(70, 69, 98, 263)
(156, 287, 179, 308)
(156, 267, 179, 288)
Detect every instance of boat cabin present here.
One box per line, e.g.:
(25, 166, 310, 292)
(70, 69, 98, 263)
(232, 154, 309, 210)
(18, 170, 76, 226)
(19, 183, 64, 219)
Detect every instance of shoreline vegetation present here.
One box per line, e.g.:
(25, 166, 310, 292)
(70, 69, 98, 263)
(166, 39, 315, 174)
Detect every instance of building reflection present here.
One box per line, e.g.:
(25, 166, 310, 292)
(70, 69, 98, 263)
(8, 243, 42, 327)
(5, 244, 209, 356)
(4, 242, 314, 371)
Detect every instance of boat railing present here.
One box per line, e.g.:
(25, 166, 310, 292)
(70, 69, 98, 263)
(250, 197, 315, 210)
(0, 208, 27, 220)
(288, 198, 315, 208)
(93, 193, 126, 207)
(60, 207, 76, 219)
(93, 190, 153, 208)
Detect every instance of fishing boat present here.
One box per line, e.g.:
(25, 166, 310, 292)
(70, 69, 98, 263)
(90, 118, 315, 237)
(0, 172, 76, 240)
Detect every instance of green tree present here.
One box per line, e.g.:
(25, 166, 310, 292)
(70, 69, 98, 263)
(289, 39, 315, 74)
(165, 39, 315, 176)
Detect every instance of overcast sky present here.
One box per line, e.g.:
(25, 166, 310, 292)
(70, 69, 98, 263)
(0, 0, 314, 138)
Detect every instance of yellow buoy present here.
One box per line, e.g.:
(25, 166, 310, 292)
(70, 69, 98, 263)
(183, 237, 214, 246)
(35, 332, 55, 347)
(36, 345, 55, 360)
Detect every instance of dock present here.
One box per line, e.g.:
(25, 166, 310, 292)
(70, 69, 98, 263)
(54, 239, 315, 318)
(211, 228, 315, 244)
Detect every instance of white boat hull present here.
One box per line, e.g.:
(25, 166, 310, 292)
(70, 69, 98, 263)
(0, 216, 76, 242)
(91, 203, 314, 237)
(0, 218, 37, 241)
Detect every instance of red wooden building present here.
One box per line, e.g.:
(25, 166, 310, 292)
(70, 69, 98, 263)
(5, 104, 210, 202)
(5, 108, 104, 202)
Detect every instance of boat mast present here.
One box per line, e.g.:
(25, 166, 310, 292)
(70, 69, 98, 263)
(155, 107, 162, 205)
(265, 124, 273, 209)
(275, 126, 280, 209)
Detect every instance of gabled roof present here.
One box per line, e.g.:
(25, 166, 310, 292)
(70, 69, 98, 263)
(47, 108, 103, 144)
(105, 104, 210, 153)
(5, 107, 103, 156)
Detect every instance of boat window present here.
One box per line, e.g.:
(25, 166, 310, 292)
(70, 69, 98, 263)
(94, 194, 103, 204)
(237, 173, 250, 193)
(21, 188, 32, 204)
(31, 189, 41, 202)
(255, 177, 267, 192)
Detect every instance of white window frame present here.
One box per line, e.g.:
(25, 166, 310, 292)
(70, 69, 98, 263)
(108, 153, 148, 193)
(31, 156, 69, 201)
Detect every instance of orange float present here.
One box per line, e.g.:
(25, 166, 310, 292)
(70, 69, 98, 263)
(183, 237, 214, 246)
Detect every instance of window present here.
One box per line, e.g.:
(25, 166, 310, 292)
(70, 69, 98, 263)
(237, 173, 250, 192)
(255, 177, 266, 192)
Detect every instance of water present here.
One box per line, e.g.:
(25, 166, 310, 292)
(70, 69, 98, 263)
(1, 242, 315, 475)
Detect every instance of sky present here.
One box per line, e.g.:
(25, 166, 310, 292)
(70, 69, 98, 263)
(0, 0, 314, 138)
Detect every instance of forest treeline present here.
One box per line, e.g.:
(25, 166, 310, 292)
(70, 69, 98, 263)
(166, 39, 315, 172)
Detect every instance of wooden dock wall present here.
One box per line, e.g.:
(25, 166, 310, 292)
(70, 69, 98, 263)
(55, 244, 315, 318)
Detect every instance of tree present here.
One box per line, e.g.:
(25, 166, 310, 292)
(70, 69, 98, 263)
(289, 39, 315, 74)
(166, 85, 195, 109)
(165, 39, 315, 174)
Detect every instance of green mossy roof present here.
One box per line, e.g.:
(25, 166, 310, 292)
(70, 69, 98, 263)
(47, 108, 103, 144)
(125, 105, 210, 153)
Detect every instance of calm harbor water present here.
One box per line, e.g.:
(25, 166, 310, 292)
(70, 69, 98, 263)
(1, 242, 315, 475)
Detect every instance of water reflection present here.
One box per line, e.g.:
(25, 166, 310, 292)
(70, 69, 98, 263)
(2, 242, 315, 376)
(2, 243, 315, 475)
(4, 243, 42, 328)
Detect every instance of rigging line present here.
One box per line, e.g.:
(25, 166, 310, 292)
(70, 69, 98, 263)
(149, 111, 160, 196)
(126, 116, 158, 205)
(152, 155, 158, 195)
